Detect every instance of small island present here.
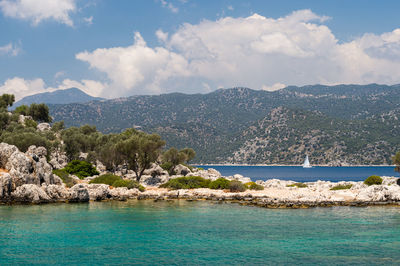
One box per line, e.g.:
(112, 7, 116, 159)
(0, 94, 400, 207)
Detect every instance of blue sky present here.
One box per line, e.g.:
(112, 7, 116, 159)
(1, 0, 400, 100)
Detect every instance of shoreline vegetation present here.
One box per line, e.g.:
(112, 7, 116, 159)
(0, 94, 400, 208)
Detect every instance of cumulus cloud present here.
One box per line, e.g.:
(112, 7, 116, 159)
(0, 42, 20, 56)
(75, 10, 400, 97)
(76, 32, 190, 97)
(0, 0, 76, 26)
(0, 77, 105, 101)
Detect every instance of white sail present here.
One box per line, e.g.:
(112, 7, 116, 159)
(303, 155, 312, 168)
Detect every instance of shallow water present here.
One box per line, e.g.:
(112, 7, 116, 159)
(197, 165, 400, 182)
(0, 201, 399, 265)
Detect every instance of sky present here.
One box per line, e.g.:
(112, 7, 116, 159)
(1, 0, 400, 100)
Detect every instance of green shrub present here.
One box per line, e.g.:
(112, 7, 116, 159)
(24, 119, 38, 129)
(245, 182, 264, 190)
(209, 178, 231, 190)
(89, 174, 121, 186)
(53, 169, 76, 188)
(364, 175, 383, 186)
(330, 184, 353, 190)
(112, 179, 145, 192)
(229, 180, 247, 192)
(64, 160, 99, 179)
(160, 162, 175, 175)
(287, 182, 308, 188)
(160, 176, 211, 190)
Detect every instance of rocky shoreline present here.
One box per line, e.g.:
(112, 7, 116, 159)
(1, 142, 400, 208)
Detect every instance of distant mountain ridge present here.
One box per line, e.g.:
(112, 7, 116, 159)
(13, 88, 104, 108)
(49, 84, 400, 165)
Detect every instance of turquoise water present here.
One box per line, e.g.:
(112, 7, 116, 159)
(1, 201, 400, 265)
(198, 166, 400, 182)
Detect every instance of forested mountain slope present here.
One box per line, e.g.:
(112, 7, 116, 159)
(50, 84, 400, 164)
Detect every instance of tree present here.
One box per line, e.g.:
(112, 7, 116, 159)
(163, 148, 186, 168)
(162, 147, 196, 173)
(28, 103, 52, 122)
(180, 148, 196, 162)
(51, 121, 65, 132)
(98, 142, 123, 173)
(0, 94, 15, 109)
(0, 112, 10, 130)
(393, 151, 400, 173)
(14, 105, 29, 116)
(116, 133, 165, 181)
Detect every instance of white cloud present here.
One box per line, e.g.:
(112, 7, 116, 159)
(83, 15, 93, 25)
(0, 0, 76, 26)
(0, 42, 20, 56)
(159, 0, 178, 13)
(227, 5, 233, 11)
(0, 77, 46, 100)
(74, 10, 400, 97)
(51, 79, 106, 97)
(0, 77, 105, 101)
(76, 32, 190, 97)
(262, 83, 286, 92)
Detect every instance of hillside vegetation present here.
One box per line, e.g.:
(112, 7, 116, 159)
(49, 84, 400, 165)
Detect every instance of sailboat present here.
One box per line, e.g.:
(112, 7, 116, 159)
(303, 155, 312, 168)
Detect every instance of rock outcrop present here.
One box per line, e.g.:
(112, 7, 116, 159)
(37, 123, 51, 132)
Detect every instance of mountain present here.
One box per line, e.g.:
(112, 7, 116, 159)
(13, 88, 104, 108)
(49, 84, 400, 165)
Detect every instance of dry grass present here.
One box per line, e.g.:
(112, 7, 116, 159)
(0, 168, 9, 173)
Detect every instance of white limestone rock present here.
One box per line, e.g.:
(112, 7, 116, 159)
(42, 184, 69, 200)
(143, 163, 168, 177)
(0, 172, 12, 198)
(37, 123, 51, 132)
(87, 184, 110, 201)
(109, 187, 140, 200)
(174, 164, 191, 176)
(140, 174, 169, 186)
(228, 174, 252, 183)
(68, 184, 90, 202)
(11, 184, 51, 203)
(189, 168, 221, 181)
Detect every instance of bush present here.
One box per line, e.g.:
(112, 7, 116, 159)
(160, 176, 211, 190)
(160, 162, 175, 175)
(112, 179, 145, 192)
(53, 169, 76, 188)
(287, 182, 308, 188)
(89, 174, 121, 186)
(229, 180, 247, 192)
(64, 160, 99, 179)
(209, 178, 231, 190)
(245, 182, 264, 190)
(364, 175, 383, 186)
(330, 184, 353, 190)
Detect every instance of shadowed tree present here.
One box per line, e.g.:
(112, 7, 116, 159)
(0, 94, 15, 109)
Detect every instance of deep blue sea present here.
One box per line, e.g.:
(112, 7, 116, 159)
(0, 201, 399, 265)
(197, 165, 400, 182)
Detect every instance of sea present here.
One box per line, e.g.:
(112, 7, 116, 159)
(197, 165, 400, 182)
(1, 166, 400, 265)
(0, 201, 399, 265)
